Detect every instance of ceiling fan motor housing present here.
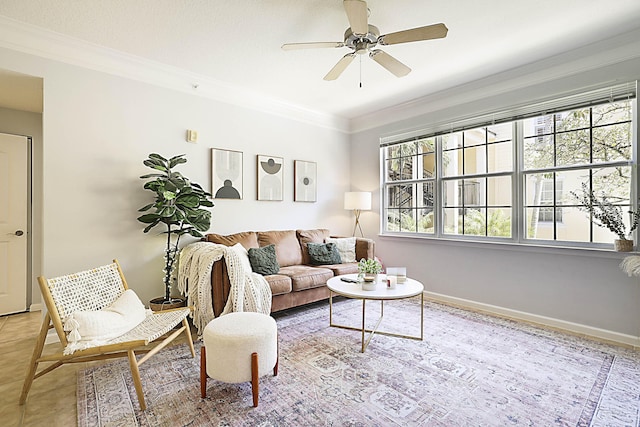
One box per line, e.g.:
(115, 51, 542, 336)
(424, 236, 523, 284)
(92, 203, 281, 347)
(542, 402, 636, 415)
(344, 24, 380, 53)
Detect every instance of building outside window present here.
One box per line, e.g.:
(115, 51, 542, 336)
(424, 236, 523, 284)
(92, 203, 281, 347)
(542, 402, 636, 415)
(381, 84, 636, 248)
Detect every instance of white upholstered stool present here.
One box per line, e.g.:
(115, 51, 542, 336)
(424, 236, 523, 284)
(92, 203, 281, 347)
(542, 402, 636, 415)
(200, 312, 278, 407)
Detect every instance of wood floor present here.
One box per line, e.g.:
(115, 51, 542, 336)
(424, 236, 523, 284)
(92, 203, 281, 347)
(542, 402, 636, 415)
(0, 310, 195, 426)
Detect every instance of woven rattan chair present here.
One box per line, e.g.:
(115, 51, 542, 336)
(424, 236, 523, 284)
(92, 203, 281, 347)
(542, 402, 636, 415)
(19, 259, 195, 410)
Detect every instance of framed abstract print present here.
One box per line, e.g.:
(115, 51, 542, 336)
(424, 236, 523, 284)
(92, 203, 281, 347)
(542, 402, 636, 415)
(211, 148, 243, 199)
(257, 155, 283, 201)
(294, 160, 317, 202)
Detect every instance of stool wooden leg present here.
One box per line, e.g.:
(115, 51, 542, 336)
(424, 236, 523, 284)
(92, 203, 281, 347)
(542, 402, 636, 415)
(200, 347, 207, 398)
(273, 338, 279, 376)
(251, 352, 259, 407)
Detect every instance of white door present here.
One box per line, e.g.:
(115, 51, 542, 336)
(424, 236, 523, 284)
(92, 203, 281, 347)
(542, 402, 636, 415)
(0, 133, 28, 315)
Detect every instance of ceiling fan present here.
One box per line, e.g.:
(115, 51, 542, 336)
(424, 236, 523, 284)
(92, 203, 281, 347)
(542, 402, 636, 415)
(281, 0, 448, 81)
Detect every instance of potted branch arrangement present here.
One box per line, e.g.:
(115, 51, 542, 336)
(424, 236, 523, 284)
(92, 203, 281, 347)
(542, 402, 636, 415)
(571, 182, 639, 252)
(137, 153, 213, 309)
(358, 258, 382, 290)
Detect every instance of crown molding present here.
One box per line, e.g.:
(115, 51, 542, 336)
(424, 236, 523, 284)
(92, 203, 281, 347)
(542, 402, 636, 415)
(0, 16, 350, 133)
(350, 27, 640, 134)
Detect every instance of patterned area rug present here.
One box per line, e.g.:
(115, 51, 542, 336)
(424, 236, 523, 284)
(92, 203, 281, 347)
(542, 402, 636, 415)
(77, 298, 640, 426)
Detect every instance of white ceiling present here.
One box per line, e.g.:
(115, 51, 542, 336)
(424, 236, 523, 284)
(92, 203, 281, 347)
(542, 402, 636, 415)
(1, 0, 640, 120)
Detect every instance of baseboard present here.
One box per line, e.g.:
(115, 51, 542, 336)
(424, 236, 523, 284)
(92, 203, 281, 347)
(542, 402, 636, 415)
(29, 303, 42, 312)
(424, 291, 640, 349)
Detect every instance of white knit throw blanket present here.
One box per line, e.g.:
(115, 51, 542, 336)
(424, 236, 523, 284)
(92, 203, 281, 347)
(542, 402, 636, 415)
(177, 242, 272, 335)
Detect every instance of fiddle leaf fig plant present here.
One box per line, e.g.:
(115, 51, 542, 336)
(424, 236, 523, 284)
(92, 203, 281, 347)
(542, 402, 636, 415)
(137, 153, 213, 303)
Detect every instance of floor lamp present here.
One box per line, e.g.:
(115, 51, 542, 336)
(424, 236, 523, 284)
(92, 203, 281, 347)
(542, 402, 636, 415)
(344, 191, 371, 237)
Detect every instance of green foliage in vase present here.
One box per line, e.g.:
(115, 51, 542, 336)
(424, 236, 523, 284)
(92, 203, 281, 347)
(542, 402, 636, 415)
(137, 153, 214, 302)
(570, 182, 639, 240)
(358, 258, 382, 274)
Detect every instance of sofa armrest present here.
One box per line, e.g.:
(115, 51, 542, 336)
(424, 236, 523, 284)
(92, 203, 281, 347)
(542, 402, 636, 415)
(355, 237, 375, 261)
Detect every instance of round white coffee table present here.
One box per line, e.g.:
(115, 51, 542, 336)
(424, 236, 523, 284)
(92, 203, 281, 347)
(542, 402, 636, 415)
(327, 274, 424, 352)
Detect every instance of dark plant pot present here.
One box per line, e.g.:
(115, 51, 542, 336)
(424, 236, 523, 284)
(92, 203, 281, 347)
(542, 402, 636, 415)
(149, 296, 187, 312)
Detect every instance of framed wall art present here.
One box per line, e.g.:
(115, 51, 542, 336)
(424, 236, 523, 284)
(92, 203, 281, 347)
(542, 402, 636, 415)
(294, 160, 317, 202)
(257, 155, 283, 201)
(211, 148, 243, 199)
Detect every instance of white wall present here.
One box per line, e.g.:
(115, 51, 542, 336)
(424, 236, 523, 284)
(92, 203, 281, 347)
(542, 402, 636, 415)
(350, 53, 640, 344)
(0, 47, 352, 306)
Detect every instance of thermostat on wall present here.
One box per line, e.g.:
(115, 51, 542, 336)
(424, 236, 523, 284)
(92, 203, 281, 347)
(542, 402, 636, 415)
(186, 129, 198, 143)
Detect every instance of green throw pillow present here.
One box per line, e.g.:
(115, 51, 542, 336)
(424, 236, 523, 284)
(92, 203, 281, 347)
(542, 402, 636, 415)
(248, 244, 280, 275)
(307, 242, 342, 265)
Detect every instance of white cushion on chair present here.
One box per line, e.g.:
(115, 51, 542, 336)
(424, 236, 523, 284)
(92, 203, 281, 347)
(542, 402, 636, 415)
(203, 312, 277, 383)
(65, 289, 148, 343)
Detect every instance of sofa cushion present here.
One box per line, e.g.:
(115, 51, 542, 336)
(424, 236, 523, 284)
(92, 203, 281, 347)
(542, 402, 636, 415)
(278, 265, 334, 291)
(324, 262, 359, 276)
(307, 242, 342, 265)
(205, 231, 259, 250)
(248, 244, 280, 275)
(297, 229, 331, 264)
(258, 230, 303, 267)
(264, 274, 292, 296)
(325, 237, 357, 262)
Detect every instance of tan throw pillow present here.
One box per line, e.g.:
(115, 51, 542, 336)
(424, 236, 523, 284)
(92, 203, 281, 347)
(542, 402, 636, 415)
(325, 237, 356, 263)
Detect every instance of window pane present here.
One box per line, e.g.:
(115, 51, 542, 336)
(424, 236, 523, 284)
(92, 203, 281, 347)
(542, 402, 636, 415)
(592, 166, 632, 204)
(417, 182, 435, 208)
(387, 184, 414, 209)
(462, 178, 485, 207)
(523, 115, 553, 138)
(523, 135, 554, 170)
(555, 206, 592, 243)
(386, 145, 401, 159)
(463, 145, 486, 174)
(593, 122, 632, 162)
(488, 123, 512, 143)
(526, 208, 554, 239)
(443, 208, 461, 234)
(419, 138, 435, 153)
(555, 129, 590, 167)
(488, 141, 513, 173)
(464, 208, 486, 236)
(557, 170, 588, 206)
(464, 128, 485, 147)
(443, 149, 462, 177)
(443, 180, 461, 207)
(400, 157, 414, 180)
(386, 208, 400, 232)
(487, 208, 512, 238)
(399, 209, 417, 232)
(593, 101, 632, 126)
(488, 176, 511, 206)
(443, 132, 462, 150)
(422, 152, 435, 178)
(386, 158, 401, 181)
(417, 208, 434, 233)
(555, 108, 590, 132)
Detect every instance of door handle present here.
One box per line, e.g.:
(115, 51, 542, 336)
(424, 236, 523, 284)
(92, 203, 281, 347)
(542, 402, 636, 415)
(15, 230, 24, 236)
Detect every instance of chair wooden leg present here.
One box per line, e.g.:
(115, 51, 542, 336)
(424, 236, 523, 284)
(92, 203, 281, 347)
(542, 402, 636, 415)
(200, 347, 208, 398)
(127, 349, 146, 411)
(183, 318, 195, 358)
(19, 313, 52, 405)
(251, 352, 259, 407)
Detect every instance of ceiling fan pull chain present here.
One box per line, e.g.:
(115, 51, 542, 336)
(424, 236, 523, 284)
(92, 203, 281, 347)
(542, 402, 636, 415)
(359, 55, 363, 88)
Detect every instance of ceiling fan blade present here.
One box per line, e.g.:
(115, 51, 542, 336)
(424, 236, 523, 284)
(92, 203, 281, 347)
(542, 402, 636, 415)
(369, 49, 411, 77)
(281, 42, 345, 50)
(323, 53, 356, 81)
(343, 0, 368, 35)
(379, 23, 448, 46)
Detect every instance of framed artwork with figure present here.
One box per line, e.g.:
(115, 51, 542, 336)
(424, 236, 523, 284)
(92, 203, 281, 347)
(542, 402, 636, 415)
(211, 148, 243, 199)
(294, 160, 317, 202)
(257, 155, 283, 201)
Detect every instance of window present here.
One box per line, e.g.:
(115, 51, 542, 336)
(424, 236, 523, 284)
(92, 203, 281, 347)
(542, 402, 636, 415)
(381, 83, 636, 248)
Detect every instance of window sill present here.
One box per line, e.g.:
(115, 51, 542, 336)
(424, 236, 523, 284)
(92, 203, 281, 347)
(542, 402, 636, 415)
(378, 232, 638, 260)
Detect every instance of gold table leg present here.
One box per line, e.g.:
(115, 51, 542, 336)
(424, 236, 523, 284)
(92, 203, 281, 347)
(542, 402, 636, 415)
(329, 291, 424, 352)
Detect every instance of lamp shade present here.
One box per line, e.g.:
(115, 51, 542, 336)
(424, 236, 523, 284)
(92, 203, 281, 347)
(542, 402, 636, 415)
(344, 191, 371, 210)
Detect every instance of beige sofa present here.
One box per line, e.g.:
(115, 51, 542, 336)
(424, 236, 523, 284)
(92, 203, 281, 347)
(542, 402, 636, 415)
(202, 229, 375, 316)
